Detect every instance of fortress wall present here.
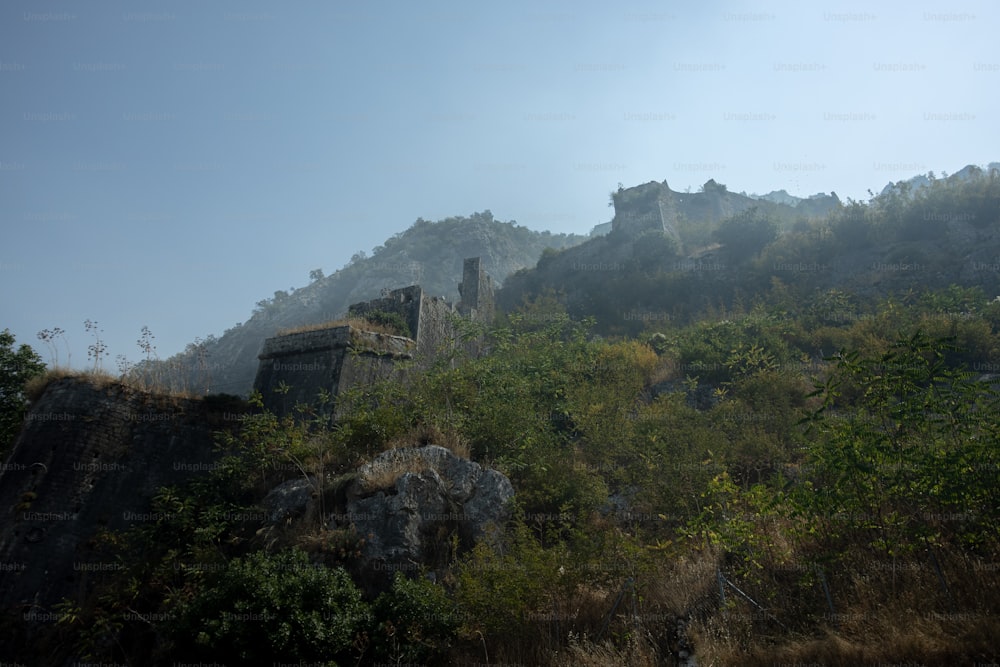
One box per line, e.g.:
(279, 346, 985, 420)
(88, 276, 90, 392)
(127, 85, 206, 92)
(348, 285, 423, 340)
(255, 257, 494, 418)
(0, 377, 245, 616)
(458, 257, 495, 322)
(254, 326, 415, 419)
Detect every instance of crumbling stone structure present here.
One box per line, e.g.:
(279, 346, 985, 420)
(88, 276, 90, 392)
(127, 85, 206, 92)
(253, 326, 415, 421)
(254, 257, 495, 420)
(457, 256, 495, 322)
(611, 181, 683, 245)
(346, 285, 457, 362)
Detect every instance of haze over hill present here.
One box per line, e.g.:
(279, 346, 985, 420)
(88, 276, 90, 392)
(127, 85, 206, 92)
(125, 162, 998, 396)
(500, 164, 1000, 338)
(3, 1, 998, 372)
(141, 211, 586, 394)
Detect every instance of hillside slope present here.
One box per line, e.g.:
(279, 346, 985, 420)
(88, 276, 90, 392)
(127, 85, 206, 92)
(143, 211, 587, 395)
(499, 166, 1000, 334)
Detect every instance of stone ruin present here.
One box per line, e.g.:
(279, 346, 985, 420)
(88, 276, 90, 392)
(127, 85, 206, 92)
(0, 259, 509, 661)
(253, 257, 495, 421)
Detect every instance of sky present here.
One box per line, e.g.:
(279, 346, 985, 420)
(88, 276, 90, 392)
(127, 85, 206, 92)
(1, 0, 997, 370)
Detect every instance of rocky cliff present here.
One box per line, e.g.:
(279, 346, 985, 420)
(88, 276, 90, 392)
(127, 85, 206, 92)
(0, 377, 247, 623)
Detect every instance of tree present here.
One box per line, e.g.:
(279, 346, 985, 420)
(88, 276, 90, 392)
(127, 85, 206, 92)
(0, 329, 46, 454)
(169, 549, 370, 664)
(713, 207, 778, 263)
(309, 268, 325, 282)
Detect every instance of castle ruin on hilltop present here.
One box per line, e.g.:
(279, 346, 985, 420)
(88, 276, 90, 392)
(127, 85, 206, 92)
(253, 257, 494, 421)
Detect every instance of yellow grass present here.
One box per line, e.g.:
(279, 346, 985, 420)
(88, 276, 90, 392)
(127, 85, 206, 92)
(25, 366, 199, 403)
(277, 318, 402, 337)
(384, 422, 471, 459)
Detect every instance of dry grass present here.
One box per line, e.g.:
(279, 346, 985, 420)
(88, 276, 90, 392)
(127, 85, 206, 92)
(356, 455, 430, 492)
(25, 366, 200, 403)
(356, 427, 474, 492)
(25, 366, 122, 401)
(278, 318, 403, 337)
(384, 422, 471, 459)
(685, 540, 1000, 666)
(549, 638, 660, 667)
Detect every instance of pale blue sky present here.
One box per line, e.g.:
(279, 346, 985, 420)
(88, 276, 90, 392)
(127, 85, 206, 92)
(2, 0, 996, 368)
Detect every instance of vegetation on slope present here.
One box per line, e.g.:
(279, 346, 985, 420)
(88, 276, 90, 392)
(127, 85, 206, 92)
(8, 280, 1000, 665)
(500, 167, 1000, 336)
(137, 210, 588, 396)
(3, 171, 1000, 665)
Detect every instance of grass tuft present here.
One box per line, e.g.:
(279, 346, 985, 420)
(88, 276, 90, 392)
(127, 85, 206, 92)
(278, 318, 406, 337)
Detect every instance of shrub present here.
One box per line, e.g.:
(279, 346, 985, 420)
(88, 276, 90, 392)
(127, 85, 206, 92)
(168, 549, 370, 664)
(371, 572, 458, 663)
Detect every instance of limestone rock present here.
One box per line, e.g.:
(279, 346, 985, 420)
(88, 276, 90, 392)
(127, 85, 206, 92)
(345, 445, 513, 582)
(261, 476, 317, 524)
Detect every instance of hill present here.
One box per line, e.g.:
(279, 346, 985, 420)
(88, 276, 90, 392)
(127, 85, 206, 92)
(499, 165, 1000, 334)
(5, 164, 1000, 666)
(140, 211, 587, 395)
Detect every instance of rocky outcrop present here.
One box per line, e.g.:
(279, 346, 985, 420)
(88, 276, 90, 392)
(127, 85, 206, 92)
(341, 445, 514, 586)
(261, 476, 318, 524)
(0, 377, 247, 620)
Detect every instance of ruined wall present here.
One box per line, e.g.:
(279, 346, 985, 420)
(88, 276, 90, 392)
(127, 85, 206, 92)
(0, 377, 247, 623)
(458, 256, 495, 323)
(413, 294, 461, 363)
(256, 258, 495, 419)
(611, 181, 682, 246)
(254, 326, 415, 420)
(348, 284, 423, 340)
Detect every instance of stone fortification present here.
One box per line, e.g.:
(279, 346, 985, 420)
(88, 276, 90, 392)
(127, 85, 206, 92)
(253, 326, 415, 420)
(347, 285, 458, 363)
(0, 377, 246, 623)
(254, 258, 495, 419)
(611, 181, 683, 244)
(457, 256, 495, 322)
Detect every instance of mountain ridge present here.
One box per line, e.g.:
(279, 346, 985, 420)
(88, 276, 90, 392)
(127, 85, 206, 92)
(144, 211, 588, 395)
(149, 163, 999, 394)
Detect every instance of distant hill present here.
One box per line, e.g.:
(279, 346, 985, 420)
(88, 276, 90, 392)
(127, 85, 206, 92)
(497, 178, 839, 325)
(879, 162, 1000, 197)
(499, 165, 1000, 334)
(142, 211, 588, 395)
(146, 164, 1000, 393)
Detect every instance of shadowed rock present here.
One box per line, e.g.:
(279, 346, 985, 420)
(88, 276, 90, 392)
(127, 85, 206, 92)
(343, 445, 513, 588)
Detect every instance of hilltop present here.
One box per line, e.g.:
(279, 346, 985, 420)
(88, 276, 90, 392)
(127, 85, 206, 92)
(3, 163, 1000, 666)
(141, 211, 587, 395)
(499, 165, 1000, 334)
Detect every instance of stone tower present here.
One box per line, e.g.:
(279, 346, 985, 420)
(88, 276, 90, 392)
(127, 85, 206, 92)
(457, 257, 495, 323)
(610, 180, 682, 246)
(254, 258, 495, 420)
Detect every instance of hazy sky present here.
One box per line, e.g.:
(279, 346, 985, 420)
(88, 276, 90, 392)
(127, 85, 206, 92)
(2, 0, 996, 369)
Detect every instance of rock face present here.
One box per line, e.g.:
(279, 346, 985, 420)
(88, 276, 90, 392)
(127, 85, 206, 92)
(342, 445, 513, 586)
(0, 377, 246, 622)
(261, 476, 318, 524)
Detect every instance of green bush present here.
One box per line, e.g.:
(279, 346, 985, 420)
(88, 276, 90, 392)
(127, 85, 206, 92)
(168, 549, 370, 665)
(799, 332, 1000, 554)
(360, 309, 412, 337)
(371, 572, 458, 663)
